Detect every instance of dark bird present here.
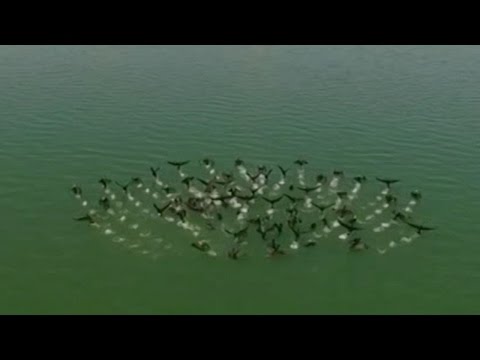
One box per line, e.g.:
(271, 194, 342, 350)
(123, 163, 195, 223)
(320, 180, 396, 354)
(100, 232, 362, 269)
(353, 175, 367, 183)
(349, 237, 369, 251)
(234, 158, 244, 167)
(385, 194, 398, 206)
(191, 240, 210, 252)
(153, 201, 172, 216)
(261, 195, 284, 208)
(131, 177, 143, 185)
(227, 246, 242, 260)
(376, 177, 400, 188)
(162, 185, 176, 195)
(404, 221, 436, 235)
(181, 176, 195, 188)
(246, 171, 261, 182)
(268, 238, 286, 256)
(277, 165, 289, 177)
(175, 209, 187, 223)
(411, 190, 422, 201)
(71, 185, 82, 197)
(202, 158, 214, 167)
(167, 161, 190, 170)
(336, 191, 348, 199)
(316, 174, 326, 183)
(115, 181, 130, 194)
(74, 214, 95, 224)
(392, 211, 408, 222)
(312, 202, 335, 213)
(150, 167, 160, 178)
(338, 219, 362, 233)
(99, 178, 111, 189)
(333, 170, 344, 177)
(186, 198, 204, 212)
(304, 239, 317, 247)
(294, 159, 308, 166)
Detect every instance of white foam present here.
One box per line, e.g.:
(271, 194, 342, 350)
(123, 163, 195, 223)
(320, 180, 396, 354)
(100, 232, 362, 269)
(366, 214, 375, 220)
(383, 203, 389, 208)
(329, 177, 339, 188)
(120, 215, 126, 222)
(290, 241, 299, 250)
(373, 227, 383, 233)
(381, 189, 389, 195)
(82, 201, 88, 207)
(381, 222, 391, 228)
(409, 200, 416, 206)
(389, 241, 397, 248)
(135, 201, 141, 207)
(266, 208, 275, 215)
(332, 220, 340, 228)
(339, 233, 348, 240)
(375, 209, 383, 215)
(313, 232, 323, 239)
(207, 250, 217, 257)
(165, 216, 175, 223)
(109, 194, 116, 200)
(107, 209, 115, 216)
(129, 224, 139, 230)
(155, 179, 164, 186)
(128, 194, 134, 201)
(400, 236, 412, 243)
(304, 197, 313, 208)
(144, 188, 150, 194)
(113, 237, 126, 243)
(104, 229, 114, 235)
(405, 207, 412, 213)
(377, 248, 387, 255)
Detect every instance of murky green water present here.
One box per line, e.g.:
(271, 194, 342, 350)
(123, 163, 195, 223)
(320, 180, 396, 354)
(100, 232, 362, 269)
(1, 45, 479, 314)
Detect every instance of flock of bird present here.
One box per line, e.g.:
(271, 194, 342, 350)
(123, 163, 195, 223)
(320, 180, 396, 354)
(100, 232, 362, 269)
(71, 159, 435, 260)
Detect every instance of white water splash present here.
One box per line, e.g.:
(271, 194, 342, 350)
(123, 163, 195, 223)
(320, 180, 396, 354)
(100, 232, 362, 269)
(329, 177, 339, 189)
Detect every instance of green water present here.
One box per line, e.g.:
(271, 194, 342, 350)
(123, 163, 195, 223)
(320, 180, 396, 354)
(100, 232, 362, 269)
(1, 45, 479, 314)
